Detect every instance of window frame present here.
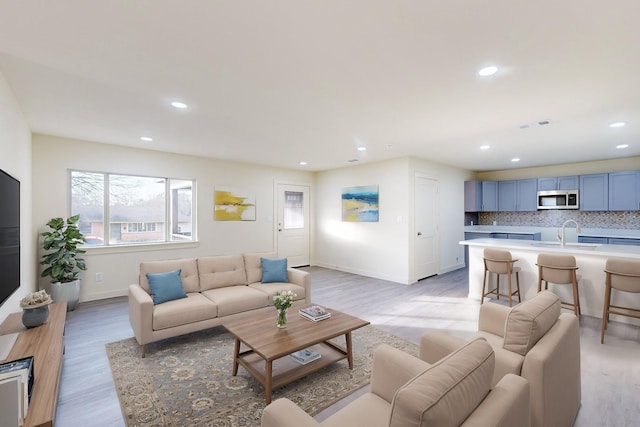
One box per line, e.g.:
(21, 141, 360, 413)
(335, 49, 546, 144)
(68, 169, 197, 247)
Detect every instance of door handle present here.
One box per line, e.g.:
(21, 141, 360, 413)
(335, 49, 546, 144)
(417, 232, 422, 236)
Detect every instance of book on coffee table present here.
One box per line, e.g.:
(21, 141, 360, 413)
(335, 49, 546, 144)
(289, 348, 321, 365)
(299, 305, 331, 321)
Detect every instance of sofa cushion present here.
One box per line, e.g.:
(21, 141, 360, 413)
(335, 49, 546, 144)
(261, 257, 289, 283)
(202, 286, 269, 316)
(139, 258, 200, 294)
(249, 283, 306, 303)
(152, 293, 217, 330)
(146, 269, 188, 305)
(503, 290, 561, 356)
(198, 255, 247, 290)
(389, 338, 494, 427)
(244, 252, 277, 284)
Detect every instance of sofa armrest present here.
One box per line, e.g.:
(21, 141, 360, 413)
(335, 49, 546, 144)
(261, 398, 321, 427)
(419, 331, 467, 364)
(478, 302, 511, 337)
(128, 284, 154, 346)
(462, 374, 530, 427)
(287, 268, 311, 304)
(521, 313, 581, 427)
(370, 343, 430, 403)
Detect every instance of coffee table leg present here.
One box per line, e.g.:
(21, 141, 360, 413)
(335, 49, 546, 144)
(346, 332, 354, 369)
(232, 338, 240, 376)
(265, 360, 273, 404)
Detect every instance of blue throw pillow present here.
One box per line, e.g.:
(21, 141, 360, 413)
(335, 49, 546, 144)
(146, 269, 188, 305)
(261, 257, 289, 283)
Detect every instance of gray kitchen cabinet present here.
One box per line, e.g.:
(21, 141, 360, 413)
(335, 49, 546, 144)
(580, 173, 609, 211)
(464, 180, 482, 212)
(608, 238, 640, 246)
(537, 175, 579, 191)
(608, 170, 640, 211)
(499, 179, 537, 212)
(498, 180, 517, 211)
(578, 236, 608, 244)
(507, 233, 540, 240)
(481, 181, 498, 212)
(516, 179, 538, 211)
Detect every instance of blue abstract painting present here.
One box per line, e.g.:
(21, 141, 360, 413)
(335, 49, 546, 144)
(342, 185, 379, 222)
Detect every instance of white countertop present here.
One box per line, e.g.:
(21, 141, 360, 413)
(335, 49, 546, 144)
(464, 225, 640, 239)
(460, 237, 640, 259)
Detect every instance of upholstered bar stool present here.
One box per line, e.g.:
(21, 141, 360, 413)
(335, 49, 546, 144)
(482, 248, 521, 307)
(536, 253, 581, 316)
(601, 258, 640, 344)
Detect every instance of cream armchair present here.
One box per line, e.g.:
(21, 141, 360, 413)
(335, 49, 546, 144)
(421, 291, 580, 427)
(261, 338, 530, 427)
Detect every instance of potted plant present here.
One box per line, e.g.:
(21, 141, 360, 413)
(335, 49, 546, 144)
(40, 215, 87, 311)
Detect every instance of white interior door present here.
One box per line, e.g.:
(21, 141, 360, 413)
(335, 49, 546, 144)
(415, 175, 438, 280)
(276, 183, 310, 267)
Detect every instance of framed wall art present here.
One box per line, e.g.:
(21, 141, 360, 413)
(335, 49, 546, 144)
(214, 186, 256, 221)
(341, 185, 379, 222)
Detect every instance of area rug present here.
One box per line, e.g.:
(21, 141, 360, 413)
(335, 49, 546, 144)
(106, 324, 418, 427)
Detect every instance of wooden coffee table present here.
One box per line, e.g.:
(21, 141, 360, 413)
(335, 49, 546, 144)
(223, 306, 370, 403)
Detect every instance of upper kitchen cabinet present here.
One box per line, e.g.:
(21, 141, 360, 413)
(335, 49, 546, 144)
(608, 170, 640, 211)
(482, 181, 498, 212)
(464, 181, 498, 211)
(498, 180, 516, 211)
(580, 173, 609, 211)
(537, 175, 579, 191)
(498, 179, 537, 212)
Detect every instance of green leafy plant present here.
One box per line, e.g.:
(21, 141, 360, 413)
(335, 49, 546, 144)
(40, 215, 87, 283)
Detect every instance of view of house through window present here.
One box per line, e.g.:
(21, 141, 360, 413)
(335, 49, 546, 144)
(70, 171, 194, 245)
(284, 191, 304, 229)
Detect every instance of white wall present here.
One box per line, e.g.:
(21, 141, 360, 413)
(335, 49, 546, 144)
(315, 157, 472, 284)
(0, 71, 33, 323)
(32, 134, 314, 302)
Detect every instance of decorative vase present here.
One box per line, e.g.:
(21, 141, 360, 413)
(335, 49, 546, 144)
(276, 308, 288, 328)
(22, 304, 50, 329)
(51, 280, 81, 311)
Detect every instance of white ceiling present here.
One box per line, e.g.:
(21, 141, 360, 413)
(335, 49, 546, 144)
(1, 1, 639, 172)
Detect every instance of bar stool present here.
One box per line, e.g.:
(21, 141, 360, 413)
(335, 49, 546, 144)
(601, 258, 640, 344)
(536, 253, 581, 316)
(482, 248, 521, 307)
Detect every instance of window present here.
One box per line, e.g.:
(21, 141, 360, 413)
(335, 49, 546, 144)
(70, 170, 195, 246)
(284, 191, 304, 229)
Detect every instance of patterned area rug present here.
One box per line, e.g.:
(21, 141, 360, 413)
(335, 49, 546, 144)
(106, 324, 418, 427)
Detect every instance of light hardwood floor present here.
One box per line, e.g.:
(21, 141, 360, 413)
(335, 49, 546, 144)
(56, 267, 640, 426)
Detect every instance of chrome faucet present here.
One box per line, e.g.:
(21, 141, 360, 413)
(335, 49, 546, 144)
(557, 220, 581, 247)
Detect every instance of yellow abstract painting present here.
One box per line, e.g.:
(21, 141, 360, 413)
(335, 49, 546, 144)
(214, 187, 256, 221)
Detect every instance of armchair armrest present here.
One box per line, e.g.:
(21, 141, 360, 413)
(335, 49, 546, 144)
(287, 268, 311, 304)
(462, 374, 530, 427)
(128, 284, 154, 346)
(478, 302, 511, 337)
(419, 331, 467, 364)
(370, 344, 430, 403)
(261, 398, 321, 427)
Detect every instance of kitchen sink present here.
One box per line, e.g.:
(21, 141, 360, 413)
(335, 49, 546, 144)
(530, 242, 601, 250)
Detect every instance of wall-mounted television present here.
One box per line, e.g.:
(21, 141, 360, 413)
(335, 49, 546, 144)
(0, 168, 20, 307)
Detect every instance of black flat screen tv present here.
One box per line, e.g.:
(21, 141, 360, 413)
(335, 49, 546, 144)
(0, 168, 20, 307)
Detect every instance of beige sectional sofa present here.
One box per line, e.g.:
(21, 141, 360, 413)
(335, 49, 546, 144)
(128, 252, 311, 357)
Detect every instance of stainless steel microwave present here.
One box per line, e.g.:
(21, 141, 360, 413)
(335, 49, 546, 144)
(537, 190, 579, 210)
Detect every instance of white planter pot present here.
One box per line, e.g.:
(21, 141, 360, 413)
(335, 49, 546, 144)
(51, 280, 81, 311)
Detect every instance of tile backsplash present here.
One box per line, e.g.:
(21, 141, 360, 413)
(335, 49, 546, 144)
(478, 211, 640, 229)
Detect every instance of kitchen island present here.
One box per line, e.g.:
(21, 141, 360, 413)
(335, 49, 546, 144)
(461, 238, 640, 326)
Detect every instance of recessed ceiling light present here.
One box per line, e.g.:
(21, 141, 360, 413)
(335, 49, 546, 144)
(478, 66, 499, 77)
(299, 161, 308, 166)
(511, 158, 521, 162)
(480, 145, 490, 150)
(140, 136, 153, 142)
(616, 144, 629, 149)
(609, 121, 626, 128)
(357, 146, 367, 152)
(170, 101, 188, 109)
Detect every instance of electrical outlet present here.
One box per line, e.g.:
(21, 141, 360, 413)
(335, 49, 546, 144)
(95, 272, 103, 282)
